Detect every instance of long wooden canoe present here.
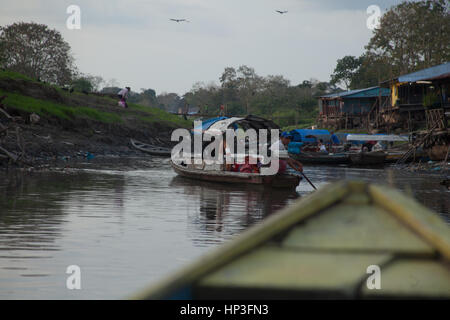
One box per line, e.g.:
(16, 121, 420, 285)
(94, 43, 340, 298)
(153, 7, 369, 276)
(289, 152, 350, 165)
(130, 139, 172, 157)
(171, 161, 301, 189)
(133, 181, 450, 300)
(349, 151, 387, 165)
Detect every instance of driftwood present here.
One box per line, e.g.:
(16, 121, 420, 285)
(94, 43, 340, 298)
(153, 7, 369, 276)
(0, 95, 30, 166)
(0, 107, 13, 120)
(0, 145, 19, 162)
(396, 122, 439, 165)
(0, 122, 8, 134)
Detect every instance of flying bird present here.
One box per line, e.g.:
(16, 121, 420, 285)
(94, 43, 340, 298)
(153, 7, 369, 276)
(170, 19, 190, 23)
(276, 10, 288, 14)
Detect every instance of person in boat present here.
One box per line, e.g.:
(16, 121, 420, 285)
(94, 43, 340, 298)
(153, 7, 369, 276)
(328, 131, 340, 153)
(117, 87, 131, 108)
(330, 131, 340, 145)
(269, 132, 303, 173)
(238, 155, 260, 174)
(362, 140, 376, 152)
(318, 139, 328, 154)
(372, 141, 384, 151)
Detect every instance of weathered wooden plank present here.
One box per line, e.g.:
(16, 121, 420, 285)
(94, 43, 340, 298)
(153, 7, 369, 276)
(282, 204, 435, 255)
(197, 247, 392, 298)
(361, 259, 450, 298)
(369, 185, 450, 261)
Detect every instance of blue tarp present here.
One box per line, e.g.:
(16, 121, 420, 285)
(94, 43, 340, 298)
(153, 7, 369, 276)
(290, 129, 331, 143)
(289, 130, 366, 145)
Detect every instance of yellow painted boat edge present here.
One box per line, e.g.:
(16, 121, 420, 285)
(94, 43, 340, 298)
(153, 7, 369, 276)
(369, 185, 450, 261)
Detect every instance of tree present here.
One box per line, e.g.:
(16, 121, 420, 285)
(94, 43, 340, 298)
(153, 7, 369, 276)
(157, 93, 182, 112)
(183, 65, 334, 127)
(139, 88, 157, 107)
(128, 88, 158, 107)
(86, 75, 104, 92)
(0, 22, 75, 85)
(71, 74, 104, 93)
(104, 78, 121, 88)
(366, 0, 449, 74)
(101, 87, 121, 95)
(350, 53, 393, 89)
(236, 65, 263, 114)
(72, 77, 94, 93)
(330, 56, 362, 90)
(331, 1, 449, 90)
(184, 82, 221, 115)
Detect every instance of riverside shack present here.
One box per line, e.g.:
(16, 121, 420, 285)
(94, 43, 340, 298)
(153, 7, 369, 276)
(318, 87, 390, 130)
(380, 62, 450, 131)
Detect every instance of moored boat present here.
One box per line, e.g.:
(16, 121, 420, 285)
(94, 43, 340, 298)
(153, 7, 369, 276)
(289, 152, 350, 165)
(130, 139, 172, 157)
(171, 160, 301, 189)
(132, 181, 450, 300)
(349, 151, 387, 165)
(171, 115, 302, 189)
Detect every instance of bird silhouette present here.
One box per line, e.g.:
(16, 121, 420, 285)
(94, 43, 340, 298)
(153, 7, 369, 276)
(170, 19, 190, 23)
(276, 10, 288, 14)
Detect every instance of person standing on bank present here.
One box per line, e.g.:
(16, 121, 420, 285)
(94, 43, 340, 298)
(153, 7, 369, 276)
(118, 87, 131, 108)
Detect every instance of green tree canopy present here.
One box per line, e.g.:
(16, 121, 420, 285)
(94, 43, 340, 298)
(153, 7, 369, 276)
(0, 22, 75, 85)
(366, 0, 449, 75)
(332, 0, 449, 90)
(330, 56, 363, 90)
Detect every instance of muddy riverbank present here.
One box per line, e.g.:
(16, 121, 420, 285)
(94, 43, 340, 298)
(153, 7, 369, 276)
(0, 75, 191, 167)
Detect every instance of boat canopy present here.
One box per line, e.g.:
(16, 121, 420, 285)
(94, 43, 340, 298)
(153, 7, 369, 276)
(347, 134, 409, 142)
(206, 117, 244, 135)
(203, 115, 280, 135)
(192, 117, 229, 134)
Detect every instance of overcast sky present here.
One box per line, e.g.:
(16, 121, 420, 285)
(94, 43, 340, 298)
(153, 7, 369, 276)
(0, 0, 404, 95)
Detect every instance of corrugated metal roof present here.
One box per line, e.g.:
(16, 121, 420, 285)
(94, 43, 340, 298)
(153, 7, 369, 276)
(319, 87, 390, 99)
(398, 62, 450, 82)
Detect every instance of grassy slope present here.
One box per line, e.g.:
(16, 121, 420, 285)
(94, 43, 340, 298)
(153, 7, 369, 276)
(0, 89, 123, 123)
(0, 71, 191, 128)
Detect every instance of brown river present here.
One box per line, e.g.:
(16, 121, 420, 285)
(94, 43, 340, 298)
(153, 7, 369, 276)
(0, 157, 448, 299)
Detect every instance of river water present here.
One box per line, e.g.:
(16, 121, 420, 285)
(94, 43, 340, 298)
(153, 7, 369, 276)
(0, 157, 448, 299)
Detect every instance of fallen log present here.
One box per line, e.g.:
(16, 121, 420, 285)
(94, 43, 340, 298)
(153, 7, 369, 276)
(0, 107, 13, 120)
(0, 145, 19, 162)
(16, 126, 25, 154)
(0, 122, 8, 134)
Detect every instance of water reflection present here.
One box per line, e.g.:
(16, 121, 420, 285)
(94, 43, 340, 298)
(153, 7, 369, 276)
(0, 158, 448, 299)
(170, 177, 299, 245)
